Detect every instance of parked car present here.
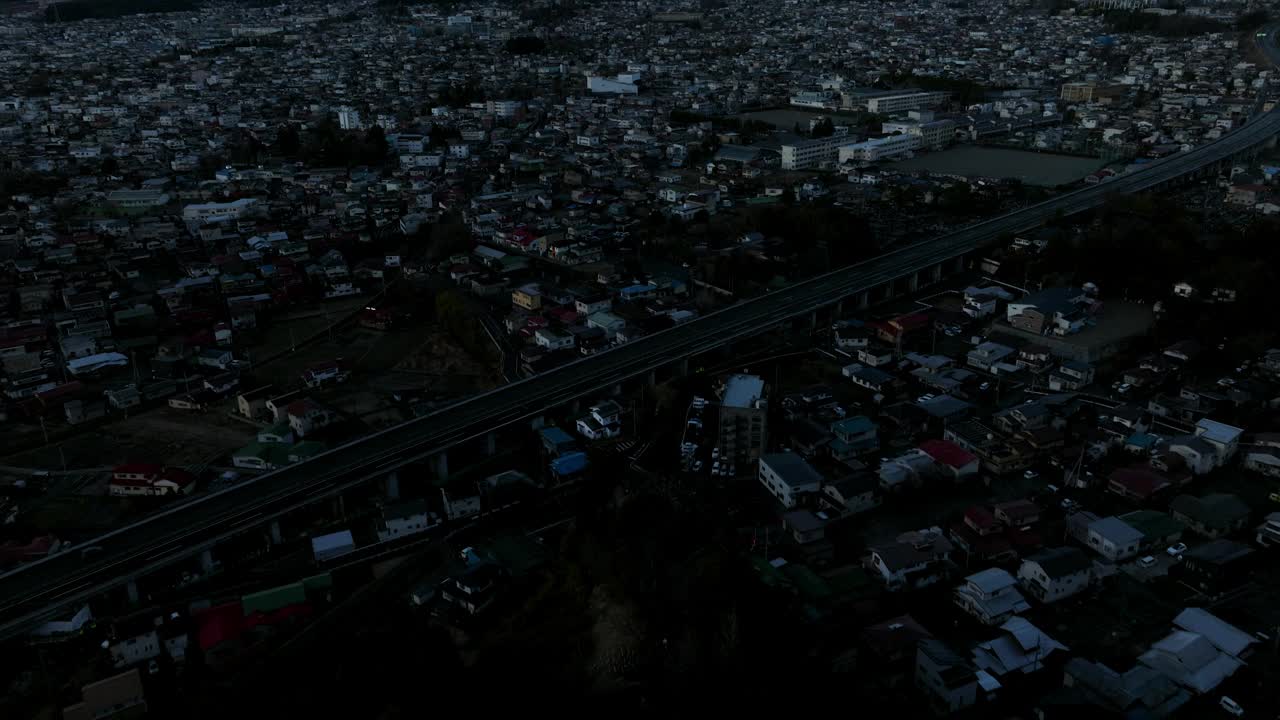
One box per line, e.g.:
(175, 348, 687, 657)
(1137, 556, 1158, 569)
(1023, 469, 1039, 480)
(1167, 543, 1187, 557)
(1218, 696, 1244, 717)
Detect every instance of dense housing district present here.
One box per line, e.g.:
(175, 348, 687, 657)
(1, 0, 1280, 717)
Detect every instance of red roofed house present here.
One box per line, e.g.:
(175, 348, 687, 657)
(287, 399, 333, 438)
(873, 312, 930, 343)
(110, 464, 198, 497)
(919, 439, 979, 480)
(1107, 466, 1172, 501)
(993, 499, 1042, 528)
(110, 463, 163, 496)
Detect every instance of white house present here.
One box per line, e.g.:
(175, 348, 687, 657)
(1017, 547, 1093, 603)
(287, 399, 333, 438)
(576, 400, 622, 441)
(757, 453, 823, 509)
(376, 500, 436, 542)
(534, 327, 575, 351)
(1085, 516, 1143, 561)
(870, 527, 954, 591)
(954, 568, 1031, 626)
(1193, 418, 1242, 467)
(110, 631, 161, 669)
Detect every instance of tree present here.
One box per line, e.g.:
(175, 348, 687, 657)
(811, 118, 834, 138)
(503, 35, 547, 55)
(276, 125, 301, 157)
(100, 156, 119, 177)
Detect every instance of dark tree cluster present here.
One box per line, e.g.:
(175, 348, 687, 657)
(504, 35, 548, 55)
(44, 0, 197, 22)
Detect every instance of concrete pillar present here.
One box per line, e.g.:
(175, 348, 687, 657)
(931, 263, 943, 283)
(857, 291, 870, 310)
(529, 415, 546, 430)
(570, 398, 581, 415)
(385, 471, 400, 500)
(613, 383, 623, 396)
(126, 580, 139, 605)
(485, 432, 497, 456)
(646, 370, 657, 387)
(954, 255, 965, 273)
(331, 495, 346, 518)
(270, 520, 283, 545)
(834, 300, 844, 318)
(908, 273, 920, 293)
(200, 549, 215, 573)
(677, 357, 690, 376)
(808, 311, 818, 328)
(433, 451, 449, 483)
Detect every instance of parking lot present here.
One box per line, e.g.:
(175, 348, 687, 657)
(1120, 549, 1181, 583)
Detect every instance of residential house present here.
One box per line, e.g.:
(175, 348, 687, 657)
(236, 385, 275, 420)
(954, 568, 1031, 625)
(1018, 547, 1093, 603)
(829, 415, 878, 464)
(972, 617, 1068, 677)
(1048, 360, 1095, 392)
(1085, 516, 1143, 561)
(919, 439, 980, 481)
(1107, 467, 1172, 501)
(286, 399, 333, 438)
(1169, 494, 1250, 538)
(1257, 512, 1280, 548)
(916, 639, 987, 715)
(109, 631, 161, 668)
(61, 670, 147, 720)
(1137, 609, 1253, 694)
(820, 472, 881, 516)
(533, 327, 575, 351)
(1176, 540, 1254, 596)
(1059, 658, 1190, 717)
(575, 400, 622, 441)
(993, 499, 1041, 529)
(870, 527, 954, 591)
(782, 509, 828, 545)
(376, 500, 436, 542)
(757, 453, 823, 509)
(1193, 418, 1242, 467)
(967, 341, 1016, 373)
(1005, 286, 1092, 336)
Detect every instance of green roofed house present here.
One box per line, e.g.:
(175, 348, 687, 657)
(1119, 510, 1186, 550)
(288, 441, 326, 463)
(241, 582, 307, 616)
(232, 441, 293, 471)
(258, 421, 294, 445)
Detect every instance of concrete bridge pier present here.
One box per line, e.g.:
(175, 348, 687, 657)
(432, 452, 449, 483)
(857, 291, 870, 310)
(678, 357, 690, 376)
(569, 398, 581, 416)
(834, 300, 844, 319)
(385, 471, 400, 500)
(126, 580, 139, 605)
(331, 495, 346, 518)
(200, 550, 215, 573)
(270, 520, 283, 545)
(908, 272, 920, 293)
(646, 369, 657, 387)
(485, 432, 497, 456)
(931, 263, 943, 283)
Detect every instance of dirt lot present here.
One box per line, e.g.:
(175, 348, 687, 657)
(3, 408, 257, 472)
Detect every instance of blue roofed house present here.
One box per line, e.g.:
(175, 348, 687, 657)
(843, 364, 895, 394)
(1193, 418, 1242, 468)
(829, 415, 878, 464)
